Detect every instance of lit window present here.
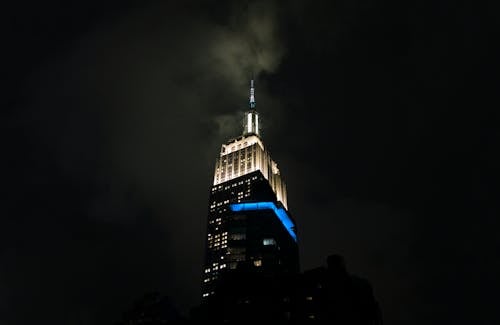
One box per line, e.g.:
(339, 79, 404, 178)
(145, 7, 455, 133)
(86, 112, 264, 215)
(306, 296, 313, 301)
(263, 238, 277, 246)
(231, 233, 246, 240)
(253, 260, 262, 267)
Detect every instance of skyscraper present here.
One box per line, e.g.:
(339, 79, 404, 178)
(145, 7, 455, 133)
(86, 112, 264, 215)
(201, 80, 299, 303)
(192, 80, 383, 325)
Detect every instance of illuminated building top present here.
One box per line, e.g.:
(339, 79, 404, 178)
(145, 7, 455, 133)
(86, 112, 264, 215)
(202, 79, 298, 302)
(212, 80, 287, 209)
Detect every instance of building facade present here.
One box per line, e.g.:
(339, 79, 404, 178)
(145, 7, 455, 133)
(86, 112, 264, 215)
(192, 81, 383, 325)
(201, 80, 299, 307)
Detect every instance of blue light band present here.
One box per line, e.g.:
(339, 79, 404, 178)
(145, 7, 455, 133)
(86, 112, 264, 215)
(229, 202, 297, 242)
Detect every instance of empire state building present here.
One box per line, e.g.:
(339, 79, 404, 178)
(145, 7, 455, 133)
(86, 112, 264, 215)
(201, 80, 299, 301)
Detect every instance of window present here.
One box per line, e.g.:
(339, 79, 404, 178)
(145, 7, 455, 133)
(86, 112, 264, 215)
(263, 238, 276, 246)
(229, 254, 245, 262)
(230, 233, 246, 240)
(253, 260, 262, 267)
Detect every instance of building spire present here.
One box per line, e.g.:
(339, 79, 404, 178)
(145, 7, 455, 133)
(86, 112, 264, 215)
(249, 78, 256, 109)
(244, 78, 260, 136)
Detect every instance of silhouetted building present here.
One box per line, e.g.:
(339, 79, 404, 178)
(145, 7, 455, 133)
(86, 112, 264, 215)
(191, 254, 383, 324)
(294, 255, 383, 325)
(115, 292, 186, 325)
(199, 80, 299, 321)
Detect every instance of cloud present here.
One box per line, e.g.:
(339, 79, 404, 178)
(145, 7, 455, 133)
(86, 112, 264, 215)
(209, 1, 285, 85)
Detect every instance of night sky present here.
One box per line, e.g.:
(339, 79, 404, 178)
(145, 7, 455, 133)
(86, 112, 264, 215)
(2, 1, 499, 324)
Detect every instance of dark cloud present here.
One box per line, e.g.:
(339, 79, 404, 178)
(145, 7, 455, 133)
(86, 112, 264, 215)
(2, 0, 499, 324)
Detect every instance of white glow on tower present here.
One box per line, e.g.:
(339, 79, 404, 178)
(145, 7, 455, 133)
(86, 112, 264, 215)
(250, 79, 255, 108)
(247, 113, 252, 133)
